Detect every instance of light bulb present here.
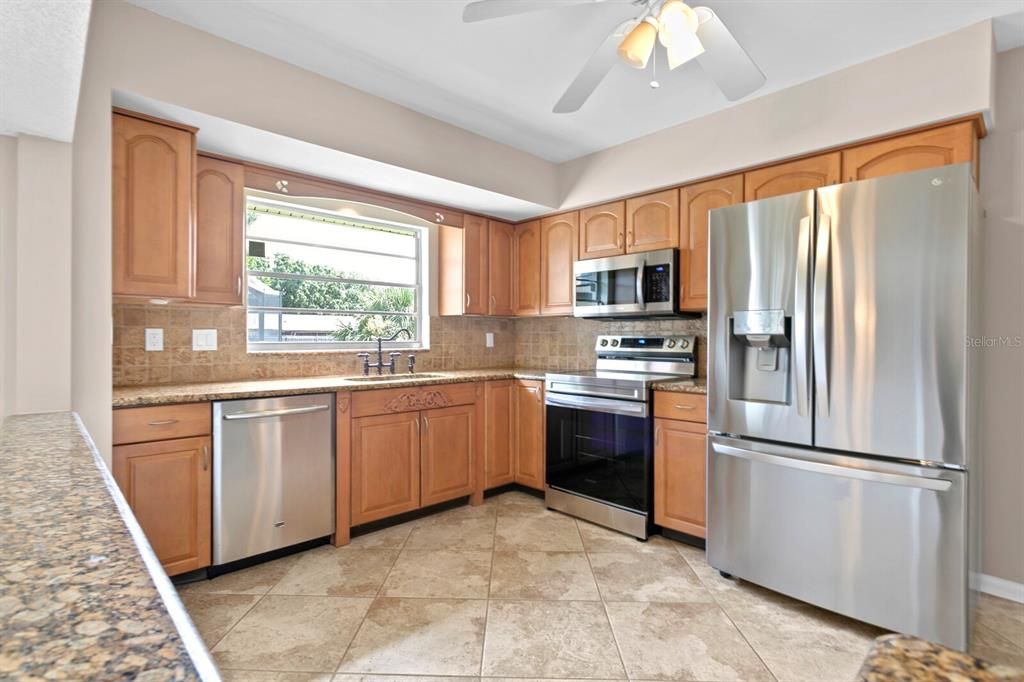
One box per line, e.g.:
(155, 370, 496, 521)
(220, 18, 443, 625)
(658, 0, 698, 46)
(617, 16, 659, 69)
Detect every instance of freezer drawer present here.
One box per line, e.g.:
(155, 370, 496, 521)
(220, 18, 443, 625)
(213, 394, 336, 565)
(707, 435, 969, 649)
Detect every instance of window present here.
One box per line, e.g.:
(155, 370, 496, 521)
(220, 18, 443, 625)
(245, 195, 427, 351)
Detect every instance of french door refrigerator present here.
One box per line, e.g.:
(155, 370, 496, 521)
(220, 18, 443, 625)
(706, 163, 981, 650)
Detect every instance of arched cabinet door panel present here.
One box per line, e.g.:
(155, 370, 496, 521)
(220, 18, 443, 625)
(540, 212, 578, 316)
(744, 152, 840, 202)
(194, 156, 244, 304)
(841, 122, 977, 182)
(679, 174, 743, 311)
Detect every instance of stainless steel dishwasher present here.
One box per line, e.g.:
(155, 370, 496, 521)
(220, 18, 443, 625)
(213, 393, 335, 566)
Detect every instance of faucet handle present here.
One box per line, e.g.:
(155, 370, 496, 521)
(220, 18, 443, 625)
(389, 351, 402, 358)
(407, 354, 417, 374)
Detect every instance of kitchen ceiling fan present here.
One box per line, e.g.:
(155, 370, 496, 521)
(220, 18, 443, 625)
(462, 0, 766, 113)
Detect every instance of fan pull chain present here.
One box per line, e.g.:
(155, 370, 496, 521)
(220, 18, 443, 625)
(650, 43, 660, 89)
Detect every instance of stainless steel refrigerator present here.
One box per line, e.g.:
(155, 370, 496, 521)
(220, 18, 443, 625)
(707, 163, 981, 650)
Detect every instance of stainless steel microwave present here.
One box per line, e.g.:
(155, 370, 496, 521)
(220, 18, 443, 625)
(573, 248, 678, 318)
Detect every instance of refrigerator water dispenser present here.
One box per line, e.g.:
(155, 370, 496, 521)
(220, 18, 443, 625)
(728, 309, 790, 404)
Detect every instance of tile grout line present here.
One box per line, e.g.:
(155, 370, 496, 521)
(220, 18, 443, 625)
(578, 518, 631, 681)
(478, 505, 501, 677)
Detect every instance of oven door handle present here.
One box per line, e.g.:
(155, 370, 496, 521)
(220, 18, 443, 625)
(545, 393, 649, 418)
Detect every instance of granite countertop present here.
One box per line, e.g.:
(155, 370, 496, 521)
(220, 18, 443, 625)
(650, 377, 707, 394)
(113, 368, 549, 407)
(857, 634, 1024, 681)
(0, 412, 218, 680)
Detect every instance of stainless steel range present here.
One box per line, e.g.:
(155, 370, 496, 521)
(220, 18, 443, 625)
(545, 334, 696, 539)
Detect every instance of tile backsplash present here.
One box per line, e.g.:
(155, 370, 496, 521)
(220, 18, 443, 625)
(112, 303, 706, 386)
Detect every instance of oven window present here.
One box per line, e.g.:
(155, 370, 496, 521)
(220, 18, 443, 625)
(545, 404, 652, 513)
(575, 269, 639, 309)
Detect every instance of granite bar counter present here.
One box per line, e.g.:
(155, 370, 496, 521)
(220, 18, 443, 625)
(113, 368, 555, 407)
(651, 377, 708, 394)
(857, 633, 1024, 681)
(0, 412, 218, 680)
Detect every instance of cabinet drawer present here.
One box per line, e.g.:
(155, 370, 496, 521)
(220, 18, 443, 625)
(654, 392, 707, 423)
(113, 403, 212, 445)
(352, 382, 480, 418)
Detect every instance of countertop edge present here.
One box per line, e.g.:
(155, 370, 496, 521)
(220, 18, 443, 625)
(73, 413, 221, 682)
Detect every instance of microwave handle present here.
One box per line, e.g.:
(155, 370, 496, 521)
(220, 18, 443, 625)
(635, 260, 645, 307)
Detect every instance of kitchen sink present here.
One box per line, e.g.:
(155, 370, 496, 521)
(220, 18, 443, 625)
(346, 373, 446, 382)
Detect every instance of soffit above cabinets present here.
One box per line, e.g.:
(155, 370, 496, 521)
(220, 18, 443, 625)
(127, 0, 1024, 162)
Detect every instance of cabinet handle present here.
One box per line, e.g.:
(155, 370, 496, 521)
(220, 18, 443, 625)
(490, 294, 496, 309)
(415, 417, 420, 432)
(674, 404, 696, 410)
(237, 277, 242, 296)
(465, 292, 471, 309)
(148, 419, 178, 426)
(655, 428, 661, 447)
(627, 230, 635, 246)
(423, 415, 429, 431)
(616, 232, 622, 248)
(202, 445, 209, 471)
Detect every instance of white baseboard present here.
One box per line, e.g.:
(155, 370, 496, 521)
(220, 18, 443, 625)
(978, 573, 1024, 603)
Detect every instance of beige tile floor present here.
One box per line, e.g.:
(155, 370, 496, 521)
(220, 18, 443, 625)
(178, 491, 1024, 682)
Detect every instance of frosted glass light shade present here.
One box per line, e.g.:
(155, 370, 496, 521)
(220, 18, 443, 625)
(658, 0, 699, 47)
(617, 16, 659, 69)
(666, 29, 704, 69)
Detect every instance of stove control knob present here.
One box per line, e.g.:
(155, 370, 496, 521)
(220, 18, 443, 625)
(667, 339, 676, 348)
(680, 338, 690, 349)
(610, 339, 619, 347)
(599, 339, 608, 347)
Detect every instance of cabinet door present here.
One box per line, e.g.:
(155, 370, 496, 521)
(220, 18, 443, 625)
(488, 220, 515, 315)
(744, 152, 840, 201)
(112, 436, 211, 576)
(351, 411, 421, 525)
(464, 214, 489, 315)
(421, 404, 476, 506)
(112, 113, 195, 298)
(513, 380, 545, 490)
(653, 419, 707, 538)
(513, 220, 541, 316)
(194, 156, 244, 304)
(540, 212, 578, 316)
(579, 201, 625, 259)
(484, 380, 515, 489)
(679, 174, 743, 311)
(841, 121, 977, 183)
(625, 189, 678, 253)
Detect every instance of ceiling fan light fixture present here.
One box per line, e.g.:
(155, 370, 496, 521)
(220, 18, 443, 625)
(617, 15, 659, 69)
(665, 29, 705, 70)
(657, 0, 699, 46)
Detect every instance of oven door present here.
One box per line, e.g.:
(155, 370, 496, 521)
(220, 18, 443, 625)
(573, 249, 676, 318)
(545, 393, 652, 514)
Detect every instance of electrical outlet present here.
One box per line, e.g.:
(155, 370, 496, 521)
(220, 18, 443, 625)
(192, 329, 218, 351)
(145, 328, 164, 352)
(485, 332, 495, 348)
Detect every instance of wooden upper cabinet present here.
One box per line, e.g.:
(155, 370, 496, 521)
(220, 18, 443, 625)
(744, 152, 841, 201)
(463, 215, 489, 315)
(513, 380, 545, 490)
(113, 436, 211, 576)
(540, 212, 578, 316)
(112, 112, 195, 298)
(421, 403, 476, 507)
(841, 121, 977, 183)
(625, 189, 678, 253)
(513, 220, 541, 316)
(488, 220, 514, 316)
(654, 419, 707, 539)
(579, 201, 625, 260)
(351, 411, 421, 525)
(484, 380, 515, 489)
(679, 174, 743, 311)
(194, 156, 244, 305)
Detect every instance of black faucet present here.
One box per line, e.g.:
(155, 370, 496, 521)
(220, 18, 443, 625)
(358, 328, 414, 375)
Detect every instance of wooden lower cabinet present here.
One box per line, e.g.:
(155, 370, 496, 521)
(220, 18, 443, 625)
(513, 380, 545, 490)
(421, 404, 476, 506)
(484, 380, 515, 488)
(351, 411, 421, 525)
(112, 436, 211, 576)
(654, 418, 707, 539)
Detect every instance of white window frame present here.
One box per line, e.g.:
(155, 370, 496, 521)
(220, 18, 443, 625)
(245, 197, 428, 352)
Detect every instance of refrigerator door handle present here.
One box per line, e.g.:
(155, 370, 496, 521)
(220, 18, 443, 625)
(794, 216, 812, 417)
(813, 213, 832, 417)
(713, 442, 953, 492)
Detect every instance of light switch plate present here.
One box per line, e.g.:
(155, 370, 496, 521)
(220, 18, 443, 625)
(145, 328, 164, 352)
(192, 329, 218, 351)
(485, 332, 494, 348)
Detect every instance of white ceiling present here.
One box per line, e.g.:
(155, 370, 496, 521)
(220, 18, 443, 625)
(0, 0, 91, 142)
(128, 0, 1024, 162)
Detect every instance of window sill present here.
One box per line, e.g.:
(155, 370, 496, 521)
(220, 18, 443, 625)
(246, 345, 429, 355)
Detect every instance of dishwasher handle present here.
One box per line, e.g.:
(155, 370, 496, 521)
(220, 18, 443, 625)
(222, 404, 331, 421)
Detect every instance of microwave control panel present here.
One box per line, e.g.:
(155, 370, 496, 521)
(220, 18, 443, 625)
(644, 264, 672, 303)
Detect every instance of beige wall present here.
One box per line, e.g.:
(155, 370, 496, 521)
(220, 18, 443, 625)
(978, 46, 1024, 586)
(558, 21, 995, 209)
(0, 136, 16, 418)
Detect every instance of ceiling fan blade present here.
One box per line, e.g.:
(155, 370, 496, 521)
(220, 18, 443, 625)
(693, 7, 766, 101)
(463, 0, 595, 23)
(553, 20, 633, 114)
